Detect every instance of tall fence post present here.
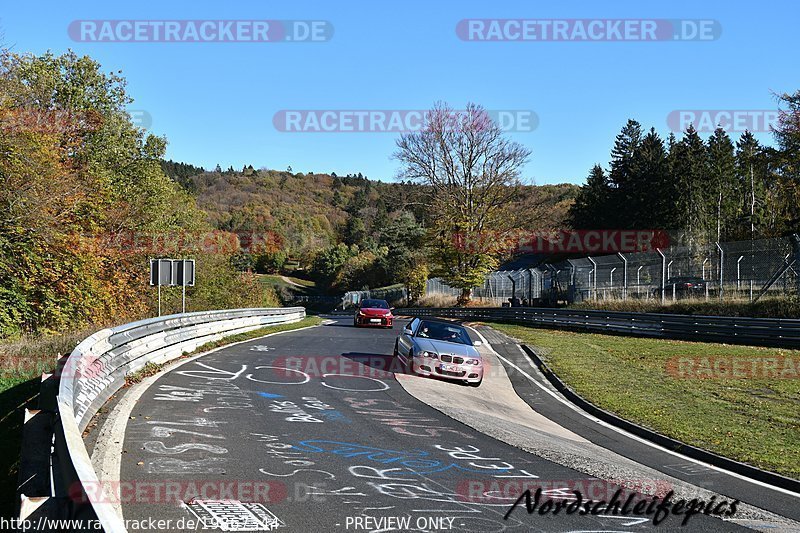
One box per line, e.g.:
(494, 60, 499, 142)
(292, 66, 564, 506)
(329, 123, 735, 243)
(527, 269, 533, 304)
(618, 252, 628, 300)
(737, 255, 744, 291)
(588, 256, 597, 300)
(657, 248, 666, 305)
(716, 242, 724, 300)
(792, 234, 800, 296)
(566, 260, 576, 303)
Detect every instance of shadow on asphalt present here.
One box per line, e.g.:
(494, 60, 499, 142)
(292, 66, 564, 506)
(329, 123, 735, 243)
(339, 351, 472, 388)
(339, 352, 409, 375)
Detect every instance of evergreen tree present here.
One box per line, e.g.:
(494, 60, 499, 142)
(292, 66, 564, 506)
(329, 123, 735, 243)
(671, 126, 710, 245)
(771, 91, 800, 232)
(630, 128, 672, 228)
(607, 120, 643, 227)
(735, 132, 767, 238)
(569, 165, 611, 228)
(707, 127, 738, 241)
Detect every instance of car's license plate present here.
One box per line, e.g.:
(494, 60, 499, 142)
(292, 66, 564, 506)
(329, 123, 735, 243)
(369, 319, 381, 323)
(440, 364, 456, 371)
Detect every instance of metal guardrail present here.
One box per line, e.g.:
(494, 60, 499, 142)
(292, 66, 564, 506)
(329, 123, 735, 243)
(20, 307, 304, 532)
(393, 307, 800, 348)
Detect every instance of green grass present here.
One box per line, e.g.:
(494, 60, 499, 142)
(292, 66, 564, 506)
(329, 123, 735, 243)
(257, 274, 320, 298)
(185, 316, 322, 355)
(125, 362, 164, 385)
(569, 296, 800, 319)
(488, 323, 800, 479)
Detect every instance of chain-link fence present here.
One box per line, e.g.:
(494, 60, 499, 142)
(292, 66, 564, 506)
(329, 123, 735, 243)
(425, 269, 545, 306)
(423, 235, 800, 304)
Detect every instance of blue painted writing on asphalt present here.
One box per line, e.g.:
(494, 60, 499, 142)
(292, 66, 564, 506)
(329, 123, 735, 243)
(292, 440, 513, 475)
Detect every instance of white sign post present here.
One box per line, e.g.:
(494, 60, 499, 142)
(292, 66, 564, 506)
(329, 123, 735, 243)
(150, 258, 195, 316)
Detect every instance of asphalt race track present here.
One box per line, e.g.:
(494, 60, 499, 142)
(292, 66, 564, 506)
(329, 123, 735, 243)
(115, 318, 762, 532)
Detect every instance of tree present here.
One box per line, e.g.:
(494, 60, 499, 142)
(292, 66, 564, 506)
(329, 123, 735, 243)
(399, 257, 428, 304)
(394, 102, 531, 304)
(343, 216, 366, 246)
(735, 131, 767, 238)
(255, 250, 288, 274)
(707, 127, 737, 241)
(607, 119, 642, 227)
(377, 212, 426, 283)
(671, 126, 710, 245)
(311, 243, 354, 284)
(771, 91, 800, 232)
(569, 165, 611, 228)
(631, 128, 673, 229)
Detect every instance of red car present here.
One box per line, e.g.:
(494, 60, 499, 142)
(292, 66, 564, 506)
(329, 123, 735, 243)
(353, 299, 394, 328)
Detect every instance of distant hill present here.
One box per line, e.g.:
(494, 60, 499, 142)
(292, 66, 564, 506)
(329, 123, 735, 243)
(167, 164, 580, 258)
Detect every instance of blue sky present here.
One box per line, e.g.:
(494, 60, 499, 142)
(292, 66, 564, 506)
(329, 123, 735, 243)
(2, 0, 797, 185)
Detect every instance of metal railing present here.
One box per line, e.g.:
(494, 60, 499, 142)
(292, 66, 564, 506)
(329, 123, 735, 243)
(393, 307, 800, 349)
(21, 307, 304, 532)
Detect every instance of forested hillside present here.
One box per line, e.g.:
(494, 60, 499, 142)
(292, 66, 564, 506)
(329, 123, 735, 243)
(170, 166, 580, 293)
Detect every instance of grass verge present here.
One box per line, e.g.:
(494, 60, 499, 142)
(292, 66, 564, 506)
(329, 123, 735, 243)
(569, 296, 800, 318)
(487, 322, 800, 480)
(184, 316, 323, 356)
